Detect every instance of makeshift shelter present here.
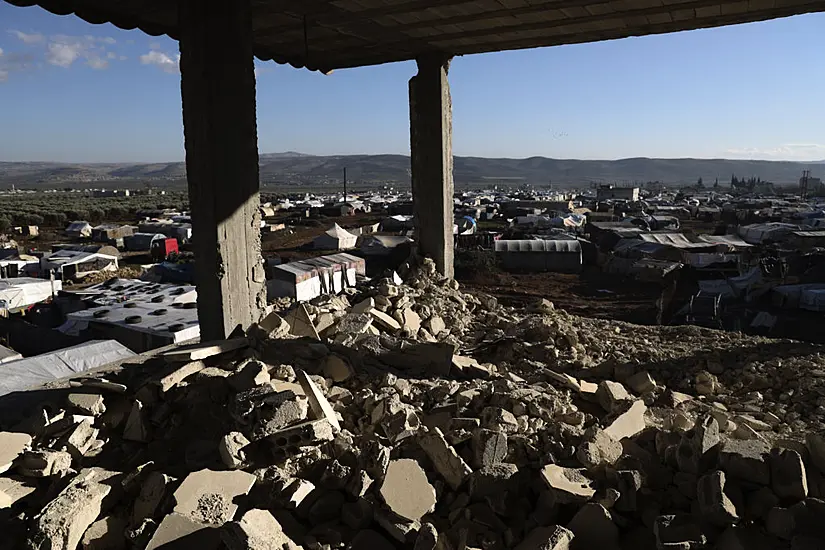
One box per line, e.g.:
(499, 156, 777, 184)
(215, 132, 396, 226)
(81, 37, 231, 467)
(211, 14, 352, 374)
(65, 221, 92, 239)
(314, 224, 358, 250)
(0, 340, 135, 397)
(41, 250, 119, 280)
(738, 223, 799, 245)
(124, 233, 168, 252)
(0, 278, 61, 312)
(268, 253, 365, 301)
(359, 235, 412, 256)
(92, 224, 136, 243)
(495, 239, 582, 273)
(380, 215, 414, 232)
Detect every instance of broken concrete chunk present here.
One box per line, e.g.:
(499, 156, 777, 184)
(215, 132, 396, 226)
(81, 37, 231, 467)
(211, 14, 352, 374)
(146, 512, 220, 550)
(297, 369, 341, 433)
(80, 515, 126, 550)
(268, 419, 335, 454)
(172, 469, 256, 525)
(254, 311, 291, 340)
(676, 415, 720, 475)
(719, 439, 770, 485)
(540, 464, 595, 503)
(283, 479, 315, 510)
(472, 428, 508, 468)
(626, 371, 657, 394)
(252, 392, 310, 438)
(805, 433, 825, 476)
(604, 400, 647, 441)
(0, 476, 36, 509)
(697, 470, 740, 525)
(0, 431, 31, 474)
(65, 419, 99, 459)
(228, 360, 271, 391)
(123, 400, 149, 443)
(67, 393, 106, 416)
(400, 308, 422, 335)
(164, 338, 248, 362)
(222, 508, 301, 550)
(418, 427, 473, 490)
(576, 426, 622, 470)
(287, 304, 321, 339)
(159, 360, 206, 392)
(516, 525, 574, 550)
(133, 471, 174, 525)
(770, 448, 808, 502)
(17, 449, 72, 478)
(323, 354, 354, 382)
(481, 406, 519, 434)
(379, 458, 437, 522)
(597, 380, 633, 412)
(27, 468, 118, 550)
(219, 432, 251, 469)
(369, 308, 402, 332)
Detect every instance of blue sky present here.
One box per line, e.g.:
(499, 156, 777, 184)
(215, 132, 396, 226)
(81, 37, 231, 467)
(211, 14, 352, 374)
(1, 3, 824, 163)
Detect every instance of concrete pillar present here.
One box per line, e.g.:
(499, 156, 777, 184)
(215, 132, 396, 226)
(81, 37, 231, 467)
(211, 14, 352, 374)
(178, 0, 266, 340)
(409, 54, 455, 279)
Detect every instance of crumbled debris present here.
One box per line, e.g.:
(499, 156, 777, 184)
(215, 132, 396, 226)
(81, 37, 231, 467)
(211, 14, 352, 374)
(6, 258, 825, 548)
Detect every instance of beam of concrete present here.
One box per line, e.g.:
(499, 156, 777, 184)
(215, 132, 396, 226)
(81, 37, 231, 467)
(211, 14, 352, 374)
(409, 54, 454, 279)
(178, 0, 267, 340)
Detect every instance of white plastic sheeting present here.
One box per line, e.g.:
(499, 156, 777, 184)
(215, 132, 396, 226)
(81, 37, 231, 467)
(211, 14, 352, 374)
(738, 223, 799, 245)
(0, 340, 135, 396)
(314, 224, 358, 250)
(0, 278, 61, 311)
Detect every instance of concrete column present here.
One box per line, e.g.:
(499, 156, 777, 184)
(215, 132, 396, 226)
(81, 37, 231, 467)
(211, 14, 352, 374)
(178, 0, 267, 340)
(409, 54, 454, 279)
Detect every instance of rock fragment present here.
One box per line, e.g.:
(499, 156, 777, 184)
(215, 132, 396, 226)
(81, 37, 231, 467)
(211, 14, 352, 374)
(67, 393, 106, 416)
(0, 476, 36, 509)
(418, 427, 473, 490)
(540, 465, 595, 503)
(576, 426, 622, 470)
(697, 470, 740, 525)
(770, 448, 808, 502)
(219, 432, 251, 469)
(604, 400, 647, 441)
(0, 431, 31, 474)
(222, 508, 301, 550)
(172, 469, 256, 524)
(379, 459, 436, 522)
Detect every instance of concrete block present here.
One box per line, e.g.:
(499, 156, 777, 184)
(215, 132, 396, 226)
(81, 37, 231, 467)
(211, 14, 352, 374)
(146, 513, 220, 550)
(0, 432, 31, 474)
(67, 393, 106, 416)
(222, 508, 301, 550)
(418, 427, 473, 490)
(172, 469, 256, 524)
(697, 470, 740, 525)
(771, 448, 808, 502)
(379, 458, 436, 522)
(540, 464, 595, 503)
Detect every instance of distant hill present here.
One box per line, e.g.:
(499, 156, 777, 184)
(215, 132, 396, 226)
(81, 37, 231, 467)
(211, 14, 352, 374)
(0, 154, 820, 188)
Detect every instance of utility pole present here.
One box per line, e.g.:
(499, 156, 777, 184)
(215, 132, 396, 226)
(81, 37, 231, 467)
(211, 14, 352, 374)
(801, 169, 811, 200)
(343, 167, 349, 206)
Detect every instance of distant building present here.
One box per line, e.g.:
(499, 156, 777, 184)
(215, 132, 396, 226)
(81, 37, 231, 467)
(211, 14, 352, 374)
(597, 185, 640, 202)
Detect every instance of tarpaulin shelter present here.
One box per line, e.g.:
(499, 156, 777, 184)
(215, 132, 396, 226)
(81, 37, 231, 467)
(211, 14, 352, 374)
(314, 224, 358, 250)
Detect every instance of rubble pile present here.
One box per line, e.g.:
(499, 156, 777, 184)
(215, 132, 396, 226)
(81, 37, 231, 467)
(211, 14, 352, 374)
(4, 259, 825, 549)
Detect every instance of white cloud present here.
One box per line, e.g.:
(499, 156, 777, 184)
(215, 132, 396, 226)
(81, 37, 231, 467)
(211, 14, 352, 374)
(9, 30, 44, 44)
(0, 50, 35, 83)
(725, 144, 825, 161)
(139, 50, 179, 73)
(45, 35, 113, 70)
(107, 52, 117, 59)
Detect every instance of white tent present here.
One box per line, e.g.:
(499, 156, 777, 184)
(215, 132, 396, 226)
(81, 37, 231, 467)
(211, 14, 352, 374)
(314, 224, 357, 250)
(65, 221, 92, 238)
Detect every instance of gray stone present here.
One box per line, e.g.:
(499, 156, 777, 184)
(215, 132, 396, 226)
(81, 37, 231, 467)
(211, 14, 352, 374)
(418, 427, 472, 490)
(697, 470, 740, 525)
(806, 434, 825, 475)
(0, 431, 31, 474)
(771, 448, 808, 502)
(219, 432, 250, 469)
(27, 468, 118, 550)
(604, 400, 647, 441)
(172, 469, 256, 524)
(472, 428, 508, 468)
(540, 464, 595, 503)
(676, 415, 720, 474)
(145, 513, 220, 550)
(379, 459, 436, 522)
(720, 439, 771, 485)
(252, 392, 309, 438)
(64, 419, 98, 459)
(567, 503, 618, 549)
(67, 393, 106, 416)
(596, 380, 633, 412)
(17, 449, 72, 478)
(576, 427, 622, 470)
(626, 371, 657, 394)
